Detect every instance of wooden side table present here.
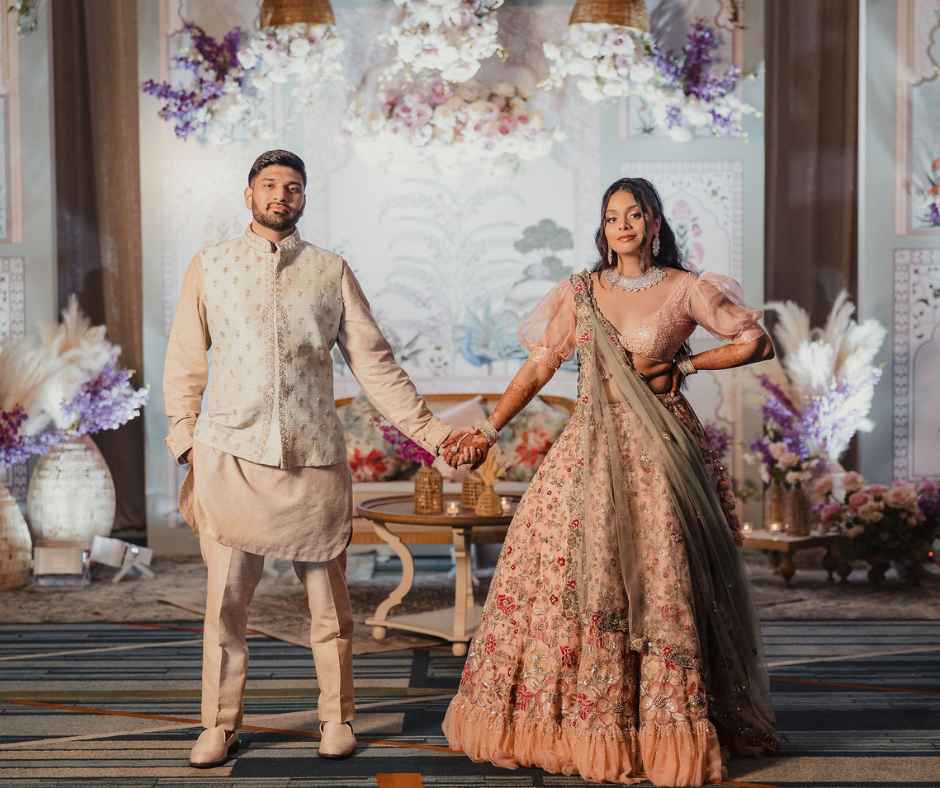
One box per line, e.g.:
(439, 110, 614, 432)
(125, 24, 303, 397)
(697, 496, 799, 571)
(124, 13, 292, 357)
(741, 529, 852, 586)
(357, 493, 518, 656)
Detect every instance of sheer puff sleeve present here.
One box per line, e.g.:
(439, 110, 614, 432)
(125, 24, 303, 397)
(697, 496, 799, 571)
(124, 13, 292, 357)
(688, 272, 765, 344)
(517, 280, 577, 371)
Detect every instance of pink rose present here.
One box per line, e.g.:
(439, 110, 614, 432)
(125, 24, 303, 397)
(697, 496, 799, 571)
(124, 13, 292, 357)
(813, 475, 834, 498)
(867, 483, 889, 496)
(821, 502, 843, 523)
(842, 471, 864, 493)
(848, 492, 871, 509)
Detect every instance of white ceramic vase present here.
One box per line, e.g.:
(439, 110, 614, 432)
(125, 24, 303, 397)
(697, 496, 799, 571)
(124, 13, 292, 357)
(26, 436, 116, 546)
(0, 483, 32, 589)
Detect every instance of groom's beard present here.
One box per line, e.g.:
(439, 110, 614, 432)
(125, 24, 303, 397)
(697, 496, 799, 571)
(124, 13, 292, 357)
(252, 200, 304, 232)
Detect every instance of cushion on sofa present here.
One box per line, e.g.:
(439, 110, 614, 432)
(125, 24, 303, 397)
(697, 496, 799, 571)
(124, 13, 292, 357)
(338, 394, 411, 482)
(486, 397, 570, 482)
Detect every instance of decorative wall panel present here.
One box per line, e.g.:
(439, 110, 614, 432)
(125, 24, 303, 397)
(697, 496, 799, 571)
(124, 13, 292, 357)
(1, 256, 26, 499)
(893, 249, 940, 480)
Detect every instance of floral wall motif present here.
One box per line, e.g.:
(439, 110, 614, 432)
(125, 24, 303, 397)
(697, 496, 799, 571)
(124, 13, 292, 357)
(900, 0, 940, 231)
(893, 249, 940, 480)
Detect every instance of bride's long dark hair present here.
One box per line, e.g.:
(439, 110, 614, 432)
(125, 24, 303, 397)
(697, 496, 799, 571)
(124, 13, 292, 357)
(591, 178, 687, 273)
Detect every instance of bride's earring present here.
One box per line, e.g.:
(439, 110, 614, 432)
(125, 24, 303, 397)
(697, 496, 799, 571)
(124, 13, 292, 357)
(652, 233, 661, 258)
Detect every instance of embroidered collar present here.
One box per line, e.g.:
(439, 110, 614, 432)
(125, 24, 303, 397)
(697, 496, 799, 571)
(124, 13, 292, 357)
(242, 224, 303, 254)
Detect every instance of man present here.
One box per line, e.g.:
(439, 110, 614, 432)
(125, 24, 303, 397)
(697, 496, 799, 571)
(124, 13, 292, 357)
(164, 150, 471, 768)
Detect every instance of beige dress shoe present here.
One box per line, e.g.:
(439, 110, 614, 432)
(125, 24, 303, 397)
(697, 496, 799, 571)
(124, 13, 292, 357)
(318, 721, 356, 759)
(189, 726, 239, 768)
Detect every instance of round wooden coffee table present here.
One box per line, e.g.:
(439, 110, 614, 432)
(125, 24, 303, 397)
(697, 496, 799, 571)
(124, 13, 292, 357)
(357, 493, 518, 656)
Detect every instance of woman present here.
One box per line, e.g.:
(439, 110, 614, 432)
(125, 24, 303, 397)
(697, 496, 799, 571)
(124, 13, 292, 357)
(441, 178, 777, 786)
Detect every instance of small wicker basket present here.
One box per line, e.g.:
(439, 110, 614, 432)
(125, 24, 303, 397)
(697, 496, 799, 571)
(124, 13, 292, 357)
(260, 0, 335, 27)
(414, 464, 444, 514)
(461, 472, 485, 509)
(569, 0, 649, 31)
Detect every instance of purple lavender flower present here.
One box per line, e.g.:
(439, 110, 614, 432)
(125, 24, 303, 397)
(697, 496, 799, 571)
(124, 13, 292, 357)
(0, 406, 65, 465)
(650, 20, 743, 136)
(63, 360, 149, 436)
(378, 422, 435, 467)
(141, 22, 246, 141)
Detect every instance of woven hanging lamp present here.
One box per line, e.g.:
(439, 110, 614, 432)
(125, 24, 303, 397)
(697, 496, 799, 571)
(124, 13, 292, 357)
(260, 0, 335, 27)
(569, 0, 649, 31)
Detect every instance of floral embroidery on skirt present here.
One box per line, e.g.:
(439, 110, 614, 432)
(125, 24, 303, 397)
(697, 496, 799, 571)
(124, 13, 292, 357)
(443, 397, 747, 786)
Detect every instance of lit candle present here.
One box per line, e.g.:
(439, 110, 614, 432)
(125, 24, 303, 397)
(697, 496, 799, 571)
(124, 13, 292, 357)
(741, 522, 752, 533)
(499, 497, 513, 514)
(446, 501, 460, 516)
(768, 521, 782, 533)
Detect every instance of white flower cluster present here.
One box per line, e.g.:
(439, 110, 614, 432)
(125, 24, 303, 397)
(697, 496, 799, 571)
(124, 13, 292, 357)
(345, 79, 563, 175)
(542, 23, 656, 102)
(383, 0, 504, 83)
(201, 92, 274, 147)
(239, 23, 346, 105)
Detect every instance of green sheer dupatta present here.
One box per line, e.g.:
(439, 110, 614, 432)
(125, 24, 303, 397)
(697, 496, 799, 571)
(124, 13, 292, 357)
(577, 272, 776, 753)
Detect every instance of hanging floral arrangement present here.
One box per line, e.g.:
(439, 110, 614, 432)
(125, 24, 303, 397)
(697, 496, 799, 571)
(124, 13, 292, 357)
(142, 0, 344, 144)
(542, 25, 658, 103)
(914, 156, 940, 228)
(141, 22, 264, 144)
(344, 77, 563, 176)
(647, 20, 757, 141)
(542, 0, 757, 141)
(382, 0, 504, 83)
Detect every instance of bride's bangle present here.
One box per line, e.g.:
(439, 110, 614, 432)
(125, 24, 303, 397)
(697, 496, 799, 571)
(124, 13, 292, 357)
(474, 420, 499, 446)
(676, 354, 697, 376)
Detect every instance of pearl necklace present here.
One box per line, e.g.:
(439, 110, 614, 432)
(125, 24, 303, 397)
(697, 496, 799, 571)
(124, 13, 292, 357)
(603, 265, 667, 292)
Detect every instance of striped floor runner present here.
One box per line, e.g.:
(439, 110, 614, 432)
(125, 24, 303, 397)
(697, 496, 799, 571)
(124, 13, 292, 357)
(0, 620, 938, 786)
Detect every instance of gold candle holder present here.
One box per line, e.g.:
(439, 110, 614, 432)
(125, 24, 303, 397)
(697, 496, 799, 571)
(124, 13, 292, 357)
(474, 485, 502, 517)
(461, 472, 484, 509)
(414, 464, 444, 514)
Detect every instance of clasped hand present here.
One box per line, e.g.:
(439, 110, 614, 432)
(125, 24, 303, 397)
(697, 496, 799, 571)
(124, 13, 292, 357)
(440, 427, 491, 470)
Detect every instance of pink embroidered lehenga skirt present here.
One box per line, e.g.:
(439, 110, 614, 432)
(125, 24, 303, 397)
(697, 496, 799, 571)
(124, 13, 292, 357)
(443, 394, 766, 787)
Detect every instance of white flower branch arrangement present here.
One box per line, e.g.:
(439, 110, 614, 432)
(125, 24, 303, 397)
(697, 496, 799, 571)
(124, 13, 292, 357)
(0, 298, 148, 467)
(382, 0, 504, 83)
(344, 77, 563, 175)
(747, 291, 887, 489)
(542, 20, 758, 141)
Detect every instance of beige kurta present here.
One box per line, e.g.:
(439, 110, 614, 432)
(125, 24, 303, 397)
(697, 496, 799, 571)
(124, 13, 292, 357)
(165, 226, 450, 562)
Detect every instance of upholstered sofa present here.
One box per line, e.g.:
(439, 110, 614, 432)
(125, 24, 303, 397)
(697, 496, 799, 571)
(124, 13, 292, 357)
(337, 392, 575, 548)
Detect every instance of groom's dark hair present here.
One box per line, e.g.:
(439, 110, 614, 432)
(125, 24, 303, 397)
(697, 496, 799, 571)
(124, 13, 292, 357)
(248, 149, 307, 186)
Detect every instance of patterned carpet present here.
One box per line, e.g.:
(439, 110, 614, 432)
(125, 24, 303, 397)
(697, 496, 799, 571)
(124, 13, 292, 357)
(0, 620, 938, 786)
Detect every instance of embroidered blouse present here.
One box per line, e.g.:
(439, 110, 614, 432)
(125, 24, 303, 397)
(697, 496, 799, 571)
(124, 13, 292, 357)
(518, 270, 765, 367)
